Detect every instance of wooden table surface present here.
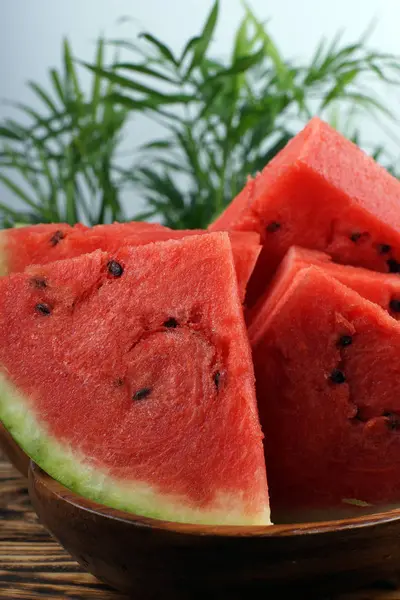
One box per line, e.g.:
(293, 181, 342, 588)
(1, 456, 400, 600)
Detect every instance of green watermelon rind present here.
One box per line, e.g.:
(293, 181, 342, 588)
(0, 371, 271, 526)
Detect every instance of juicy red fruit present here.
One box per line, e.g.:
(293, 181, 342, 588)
(0, 233, 269, 521)
(1, 224, 261, 304)
(250, 267, 400, 511)
(210, 117, 400, 309)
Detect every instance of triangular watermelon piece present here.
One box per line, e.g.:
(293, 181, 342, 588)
(248, 246, 400, 332)
(210, 117, 400, 308)
(0, 221, 161, 275)
(250, 266, 400, 511)
(0, 224, 260, 303)
(0, 232, 270, 525)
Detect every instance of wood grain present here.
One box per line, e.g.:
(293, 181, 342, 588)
(1, 450, 400, 599)
(0, 422, 29, 476)
(0, 456, 126, 599)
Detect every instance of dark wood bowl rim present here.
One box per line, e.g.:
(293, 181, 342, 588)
(30, 462, 400, 538)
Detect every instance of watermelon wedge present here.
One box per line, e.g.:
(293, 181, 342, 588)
(0, 221, 166, 275)
(210, 117, 400, 307)
(0, 233, 270, 525)
(0, 221, 166, 276)
(250, 266, 400, 510)
(0, 223, 74, 276)
(0, 224, 260, 302)
(248, 246, 400, 330)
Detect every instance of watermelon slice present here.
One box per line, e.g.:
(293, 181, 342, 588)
(250, 266, 400, 510)
(0, 221, 167, 276)
(0, 221, 166, 276)
(0, 233, 270, 525)
(248, 246, 400, 330)
(0, 224, 260, 302)
(0, 223, 74, 276)
(210, 117, 400, 307)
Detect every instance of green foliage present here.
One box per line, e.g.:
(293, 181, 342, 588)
(0, 38, 129, 226)
(96, 1, 400, 228)
(1, 1, 400, 228)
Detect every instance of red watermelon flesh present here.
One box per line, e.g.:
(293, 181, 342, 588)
(210, 117, 400, 308)
(0, 220, 168, 276)
(0, 224, 260, 302)
(248, 246, 400, 331)
(221, 231, 261, 302)
(11, 223, 74, 234)
(0, 223, 75, 276)
(0, 232, 270, 525)
(250, 266, 400, 510)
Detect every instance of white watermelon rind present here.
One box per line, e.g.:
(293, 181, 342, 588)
(0, 371, 271, 526)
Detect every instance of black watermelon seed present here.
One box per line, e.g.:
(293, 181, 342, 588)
(378, 243, 391, 255)
(390, 299, 400, 312)
(214, 371, 221, 389)
(31, 277, 47, 289)
(383, 412, 400, 431)
(350, 231, 369, 243)
(163, 317, 178, 328)
(329, 369, 346, 384)
(133, 387, 151, 401)
(50, 230, 65, 246)
(107, 260, 124, 277)
(338, 335, 353, 347)
(266, 221, 281, 233)
(35, 303, 51, 316)
(387, 259, 400, 273)
(115, 378, 124, 387)
(350, 232, 361, 242)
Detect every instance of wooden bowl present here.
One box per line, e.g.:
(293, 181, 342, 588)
(0, 421, 29, 476)
(28, 462, 400, 598)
